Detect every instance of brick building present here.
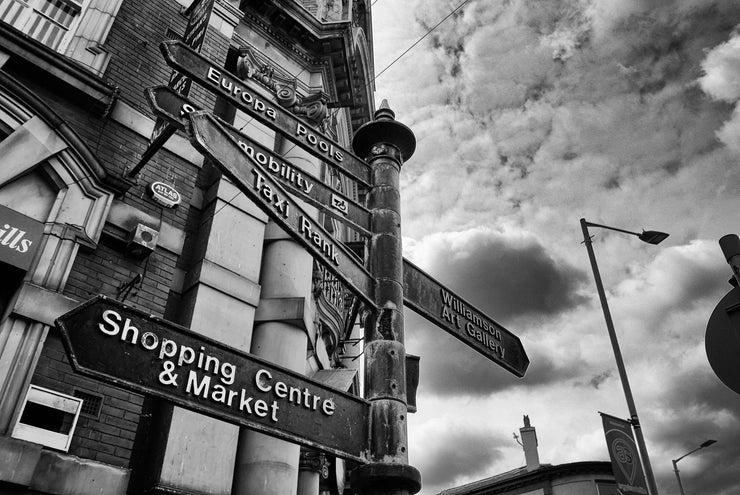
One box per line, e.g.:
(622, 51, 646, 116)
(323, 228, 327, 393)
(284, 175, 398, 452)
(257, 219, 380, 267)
(0, 0, 378, 493)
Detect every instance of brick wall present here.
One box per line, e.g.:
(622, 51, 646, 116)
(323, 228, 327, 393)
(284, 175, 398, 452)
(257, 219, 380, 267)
(105, 0, 226, 117)
(31, 333, 144, 468)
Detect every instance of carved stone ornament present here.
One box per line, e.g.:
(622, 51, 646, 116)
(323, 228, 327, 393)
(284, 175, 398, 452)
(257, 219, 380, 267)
(299, 449, 330, 477)
(312, 263, 351, 361)
(236, 47, 329, 128)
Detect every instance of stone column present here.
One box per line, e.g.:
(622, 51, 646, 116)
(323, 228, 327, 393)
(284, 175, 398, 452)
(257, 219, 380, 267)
(297, 449, 328, 495)
(350, 101, 420, 495)
(231, 137, 319, 495)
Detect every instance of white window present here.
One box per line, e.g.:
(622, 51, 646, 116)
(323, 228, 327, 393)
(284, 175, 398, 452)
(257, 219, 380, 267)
(11, 384, 83, 452)
(0, 0, 83, 52)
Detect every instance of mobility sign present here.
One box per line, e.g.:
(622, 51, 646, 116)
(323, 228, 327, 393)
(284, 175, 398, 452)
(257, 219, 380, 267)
(145, 86, 371, 235)
(55, 296, 370, 463)
(159, 41, 372, 187)
(186, 110, 375, 306)
(402, 258, 529, 377)
(600, 413, 648, 495)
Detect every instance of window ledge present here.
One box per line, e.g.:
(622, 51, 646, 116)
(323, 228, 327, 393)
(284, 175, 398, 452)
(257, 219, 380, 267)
(0, 436, 130, 495)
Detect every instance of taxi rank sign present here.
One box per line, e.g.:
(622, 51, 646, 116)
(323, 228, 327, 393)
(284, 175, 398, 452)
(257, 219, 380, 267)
(186, 110, 375, 307)
(55, 296, 370, 463)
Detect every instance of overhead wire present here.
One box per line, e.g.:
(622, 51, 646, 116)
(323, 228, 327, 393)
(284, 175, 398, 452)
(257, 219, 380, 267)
(369, 0, 475, 85)
(185, 1, 476, 223)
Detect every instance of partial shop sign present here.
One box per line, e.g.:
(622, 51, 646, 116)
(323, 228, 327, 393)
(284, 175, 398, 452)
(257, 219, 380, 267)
(187, 110, 375, 306)
(0, 204, 44, 271)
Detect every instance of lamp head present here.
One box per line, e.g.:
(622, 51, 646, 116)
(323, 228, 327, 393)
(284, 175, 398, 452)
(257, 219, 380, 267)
(700, 439, 717, 448)
(638, 230, 669, 245)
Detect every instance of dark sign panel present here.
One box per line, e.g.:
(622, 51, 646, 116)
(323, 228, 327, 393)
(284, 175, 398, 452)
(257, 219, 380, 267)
(145, 86, 370, 235)
(402, 258, 529, 377)
(187, 110, 375, 306)
(55, 296, 370, 463)
(706, 286, 740, 395)
(159, 41, 372, 187)
(601, 413, 648, 495)
(167, 0, 216, 97)
(0, 204, 44, 271)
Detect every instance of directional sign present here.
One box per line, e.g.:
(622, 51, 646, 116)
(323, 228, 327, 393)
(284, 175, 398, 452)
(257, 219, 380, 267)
(55, 296, 370, 462)
(145, 86, 371, 235)
(130, 0, 216, 177)
(402, 258, 529, 377)
(160, 41, 371, 187)
(187, 110, 375, 306)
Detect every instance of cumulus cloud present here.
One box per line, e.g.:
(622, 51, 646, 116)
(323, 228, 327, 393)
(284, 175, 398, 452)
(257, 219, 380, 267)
(371, 1, 740, 494)
(403, 227, 588, 397)
(699, 33, 740, 102)
(411, 423, 507, 490)
(699, 29, 740, 153)
(405, 227, 587, 319)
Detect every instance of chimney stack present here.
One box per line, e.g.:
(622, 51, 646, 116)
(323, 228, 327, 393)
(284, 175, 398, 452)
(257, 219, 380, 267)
(520, 415, 540, 471)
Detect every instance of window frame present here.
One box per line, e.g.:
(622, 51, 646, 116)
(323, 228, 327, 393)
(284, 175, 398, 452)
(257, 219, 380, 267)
(11, 384, 83, 452)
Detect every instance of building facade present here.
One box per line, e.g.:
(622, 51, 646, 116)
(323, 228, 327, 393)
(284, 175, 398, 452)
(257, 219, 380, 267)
(436, 418, 618, 495)
(0, 1, 376, 494)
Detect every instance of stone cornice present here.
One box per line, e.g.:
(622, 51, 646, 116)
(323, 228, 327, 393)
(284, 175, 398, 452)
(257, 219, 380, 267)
(0, 22, 118, 116)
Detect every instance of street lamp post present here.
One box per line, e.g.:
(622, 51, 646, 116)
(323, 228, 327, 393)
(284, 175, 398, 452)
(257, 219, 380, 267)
(580, 218, 669, 495)
(672, 439, 717, 495)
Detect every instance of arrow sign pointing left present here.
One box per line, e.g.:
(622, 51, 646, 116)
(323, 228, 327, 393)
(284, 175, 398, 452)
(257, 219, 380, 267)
(55, 296, 370, 462)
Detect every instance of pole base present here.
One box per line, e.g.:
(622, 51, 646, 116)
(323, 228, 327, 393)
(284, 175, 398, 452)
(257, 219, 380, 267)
(351, 462, 422, 494)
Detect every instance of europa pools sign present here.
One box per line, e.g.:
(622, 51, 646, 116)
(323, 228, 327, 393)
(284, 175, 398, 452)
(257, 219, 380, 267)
(0, 204, 44, 271)
(56, 296, 370, 462)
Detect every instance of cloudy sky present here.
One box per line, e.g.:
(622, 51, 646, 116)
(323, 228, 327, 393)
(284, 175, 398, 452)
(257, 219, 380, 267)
(369, 1, 740, 494)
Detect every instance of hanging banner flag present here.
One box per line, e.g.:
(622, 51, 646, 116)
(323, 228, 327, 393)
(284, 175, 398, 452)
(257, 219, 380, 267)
(131, 0, 216, 176)
(165, 0, 215, 101)
(600, 413, 648, 495)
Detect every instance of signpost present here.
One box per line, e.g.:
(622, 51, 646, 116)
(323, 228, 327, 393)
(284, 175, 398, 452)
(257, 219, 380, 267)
(402, 258, 529, 377)
(159, 40, 372, 187)
(186, 110, 375, 306)
(145, 86, 371, 235)
(55, 296, 370, 463)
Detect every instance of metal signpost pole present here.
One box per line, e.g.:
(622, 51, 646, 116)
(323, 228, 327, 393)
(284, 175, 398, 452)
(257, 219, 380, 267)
(351, 101, 421, 495)
(580, 219, 660, 495)
(672, 459, 686, 495)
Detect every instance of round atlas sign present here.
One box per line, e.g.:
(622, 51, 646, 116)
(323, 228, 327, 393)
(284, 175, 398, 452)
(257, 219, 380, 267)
(148, 181, 181, 208)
